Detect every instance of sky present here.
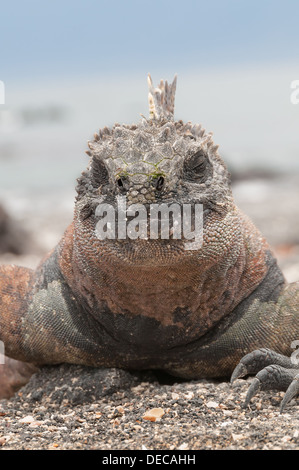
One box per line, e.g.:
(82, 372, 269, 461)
(0, 0, 299, 195)
(1, 0, 299, 82)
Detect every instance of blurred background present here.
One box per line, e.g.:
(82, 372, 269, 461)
(0, 0, 299, 279)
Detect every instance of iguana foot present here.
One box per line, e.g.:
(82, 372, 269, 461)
(231, 348, 299, 412)
(0, 357, 38, 399)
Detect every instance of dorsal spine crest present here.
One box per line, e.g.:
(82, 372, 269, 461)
(147, 74, 177, 121)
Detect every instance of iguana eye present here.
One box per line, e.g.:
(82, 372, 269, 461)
(187, 150, 206, 172)
(184, 150, 212, 182)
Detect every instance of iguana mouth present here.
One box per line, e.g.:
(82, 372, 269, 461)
(96, 238, 198, 267)
(91, 206, 214, 266)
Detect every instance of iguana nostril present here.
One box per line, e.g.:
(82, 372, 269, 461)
(156, 176, 164, 191)
(117, 177, 128, 193)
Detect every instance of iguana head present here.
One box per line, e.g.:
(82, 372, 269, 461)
(74, 75, 234, 264)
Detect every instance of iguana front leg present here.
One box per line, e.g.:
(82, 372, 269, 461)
(0, 264, 35, 362)
(167, 277, 299, 400)
(0, 252, 104, 397)
(0, 264, 39, 396)
(229, 282, 299, 411)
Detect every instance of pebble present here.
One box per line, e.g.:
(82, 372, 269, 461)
(19, 415, 35, 424)
(206, 401, 219, 409)
(142, 408, 165, 422)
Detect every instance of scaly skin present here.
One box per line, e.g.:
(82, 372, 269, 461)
(0, 75, 298, 409)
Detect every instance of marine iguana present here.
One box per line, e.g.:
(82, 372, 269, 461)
(0, 75, 298, 411)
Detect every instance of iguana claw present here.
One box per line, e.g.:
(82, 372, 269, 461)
(231, 349, 299, 412)
(230, 362, 248, 383)
(280, 374, 299, 413)
(244, 377, 261, 408)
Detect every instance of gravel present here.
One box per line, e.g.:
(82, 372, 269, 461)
(0, 364, 298, 450)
